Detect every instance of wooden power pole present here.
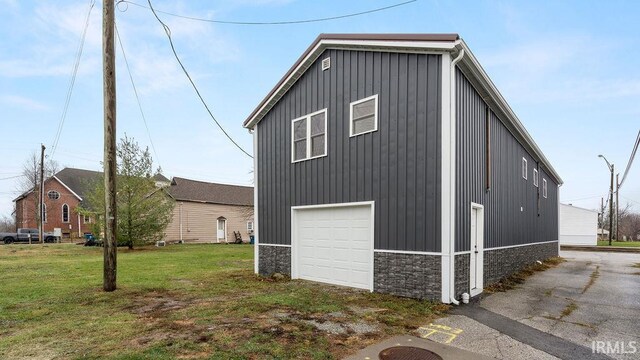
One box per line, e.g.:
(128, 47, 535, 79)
(103, 0, 117, 292)
(39, 144, 45, 245)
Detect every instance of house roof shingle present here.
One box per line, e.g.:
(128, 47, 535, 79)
(14, 167, 173, 202)
(168, 177, 253, 206)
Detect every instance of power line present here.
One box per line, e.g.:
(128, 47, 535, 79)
(119, 0, 417, 25)
(618, 128, 640, 190)
(0, 175, 25, 181)
(50, 0, 95, 159)
(114, 21, 162, 169)
(147, 0, 253, 158)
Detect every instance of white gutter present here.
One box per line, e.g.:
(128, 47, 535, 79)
(449, 48, 465, 305)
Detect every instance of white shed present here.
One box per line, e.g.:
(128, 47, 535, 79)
(559, 203, 598, 246)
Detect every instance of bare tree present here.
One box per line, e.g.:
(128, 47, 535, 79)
(0, 214, 16, 232)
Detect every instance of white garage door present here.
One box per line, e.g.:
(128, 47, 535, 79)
(292, 203, 373, 290)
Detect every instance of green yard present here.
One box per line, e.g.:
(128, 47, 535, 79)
(0, 244, 445, 359)
(597, 240, 640, 247)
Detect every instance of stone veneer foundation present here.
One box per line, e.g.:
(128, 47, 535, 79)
(373, 252, 441, 300)
(454, 241, 559, 297)
(258, 245, 291, 276)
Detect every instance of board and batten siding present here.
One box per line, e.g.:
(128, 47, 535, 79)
(455, 68, 559, 252)
(164, 201, 254, 243)
(258, 49, 442, 252)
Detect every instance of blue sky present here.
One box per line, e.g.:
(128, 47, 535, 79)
(1, 0, 639, 218)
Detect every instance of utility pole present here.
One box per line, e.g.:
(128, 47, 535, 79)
(39, 144, 45, 245)
(616, 173, 619, 241)
(609, 164, 614, 246)
(103, 0, 117, 292)
(600, 197, 604, 240)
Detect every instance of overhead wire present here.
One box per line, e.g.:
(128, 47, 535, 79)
(146, 0, 253, 158)
(50, 0, 96, 159)
(118, 0, 417, 25)
(114, 21, 162, 169)
(0, 175, 25, 181)
(618, 129, 640, 190)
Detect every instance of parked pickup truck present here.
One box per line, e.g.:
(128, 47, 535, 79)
(0, 228, 56, 244)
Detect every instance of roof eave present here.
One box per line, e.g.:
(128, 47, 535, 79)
(243, 34, 459, 129)
(454, 40, 563, 185)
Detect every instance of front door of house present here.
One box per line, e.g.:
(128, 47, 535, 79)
(470, 203, 484, 297)
(217, 217, 226, 242)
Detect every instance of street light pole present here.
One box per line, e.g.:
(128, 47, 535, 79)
(598, 155, 614, 246)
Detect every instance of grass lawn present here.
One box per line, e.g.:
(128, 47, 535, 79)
(597, 240, 640, 247)
(0, 244, 446, 359)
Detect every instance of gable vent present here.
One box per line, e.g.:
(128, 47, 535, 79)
(321, 57, 330, 71)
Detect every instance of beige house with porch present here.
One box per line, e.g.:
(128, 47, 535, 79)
(165, 177, 254, 243)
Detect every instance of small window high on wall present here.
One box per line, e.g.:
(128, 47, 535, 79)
(350, 95, 378, 136)
(522, 158, 528, 180)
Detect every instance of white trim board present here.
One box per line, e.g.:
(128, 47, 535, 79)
(258, 243, 292, 247)
(484, 240, 559, 251)
(374, 249, 441, 256)
(253, 125, 259, 274)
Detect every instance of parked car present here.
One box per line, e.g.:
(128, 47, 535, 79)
(0, 228, 56, 244)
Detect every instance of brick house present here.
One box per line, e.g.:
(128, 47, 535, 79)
(14, 168, 170, 239)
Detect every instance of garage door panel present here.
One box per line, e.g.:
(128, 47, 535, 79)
(294, 204, 373, 290)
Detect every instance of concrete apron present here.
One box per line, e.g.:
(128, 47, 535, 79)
(343, 335, 494, 360)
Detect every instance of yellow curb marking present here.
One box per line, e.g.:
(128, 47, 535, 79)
(418, 323, 464, 344)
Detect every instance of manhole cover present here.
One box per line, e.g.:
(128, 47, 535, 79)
(378, 346, 443, 360)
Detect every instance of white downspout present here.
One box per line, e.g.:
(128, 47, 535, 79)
(449, 48, 465, 305)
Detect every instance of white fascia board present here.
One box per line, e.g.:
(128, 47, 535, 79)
(253, 125, 259, 274)
(52, 176, 83, 201)
(244, 39, 457, 130)
(456, 40, 563, 185)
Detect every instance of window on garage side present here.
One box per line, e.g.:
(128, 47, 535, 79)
(522, 157, 528, 180)
(533, 168, 539, 187)
(350, 94, 378, 136)
(291, 109, 327, 162)
(543, 179, 548, 198)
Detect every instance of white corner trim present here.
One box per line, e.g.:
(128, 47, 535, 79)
(258, 243, 291, 247)
(253, 125, 259, 274)
(374, 249, 441, 256)
(440, 52, 452, 304)
(484, 240, 559, 252)
(52, 176, 83, 201)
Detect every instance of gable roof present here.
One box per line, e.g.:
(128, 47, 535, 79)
(168, 177, 253, 206)
(242, 33, 562, 185)
(13, 167, 173, 203)
(54, 168, 102, 200)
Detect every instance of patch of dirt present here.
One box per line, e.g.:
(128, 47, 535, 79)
(485, 257, 566, 293)
(124, 291, 192, 316)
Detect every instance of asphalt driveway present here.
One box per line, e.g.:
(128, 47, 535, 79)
(423, 250, 640, 360)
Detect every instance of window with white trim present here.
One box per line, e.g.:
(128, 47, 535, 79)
(247, 221, 254, 231)
(84, 215, 91, 224)
(543, 179, 548, 198)
(522, 157, 528, 180)
(292, 109, 327, 162)
(350, 94, 378, 136)
(533, 168, 539, 187)
(62, 204, 69, 223)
